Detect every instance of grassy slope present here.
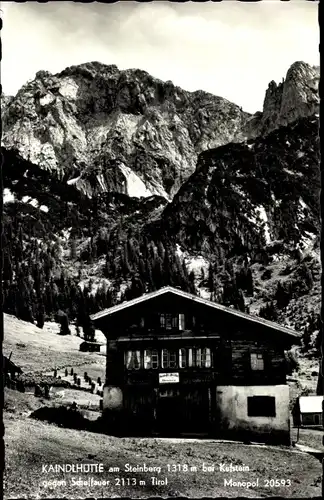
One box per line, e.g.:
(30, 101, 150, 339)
(3, 313, 106, 374)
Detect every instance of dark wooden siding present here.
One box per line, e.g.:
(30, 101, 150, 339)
(230, 339, 286, 385)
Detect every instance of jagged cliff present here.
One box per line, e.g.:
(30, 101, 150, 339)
(246, 61, 319, 138)
(2, 62, 249, 200)
(153, 115, 320, 258)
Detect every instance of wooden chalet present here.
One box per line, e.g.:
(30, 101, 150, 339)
(90, 286, 301, 444)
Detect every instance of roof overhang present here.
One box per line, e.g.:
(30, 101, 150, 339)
(90, 286, 300, 340)
(299, 396, 324, 413)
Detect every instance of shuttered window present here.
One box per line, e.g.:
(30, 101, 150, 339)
(125, 351, 141, 370)
(250, 353, 264, 371)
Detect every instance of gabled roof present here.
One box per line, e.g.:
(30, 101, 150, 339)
(299, 396, 323, 413)
(90, 286, 300, 339)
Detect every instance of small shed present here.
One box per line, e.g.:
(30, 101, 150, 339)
(79, 341, 102, 353)
(294, 396, 323, 427)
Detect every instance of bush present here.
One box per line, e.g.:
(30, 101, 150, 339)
(284, 350, 299, 374)
(30, 406, 90, 430)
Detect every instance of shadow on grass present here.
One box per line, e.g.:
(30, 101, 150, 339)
(29, 406, 152, 437)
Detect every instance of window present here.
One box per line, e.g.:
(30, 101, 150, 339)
(161, 349, 178, 369)
(143, 349, 159, 369)
(250, 353, 264, 371)
(125, 351, 141, 370)
(172, 315, 178, 329)
(144, 350, 151, 369)
(152, 350, 159, 369)
(166, 314, 173, 330)
(160, 313, 174, 330)
(159, 313, 184, 330)
(179, 348, 187, 368)
(169, 350, 177, 368)
(162, 349, 168, 368)
(160, 314, 166, 329)
(247, 396, 276, 417)
(314, 414, 320, 425)
(193, 348, 202, 367)
(202, 348, 211, 368)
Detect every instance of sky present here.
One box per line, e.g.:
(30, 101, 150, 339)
(1, 1, 319, 113)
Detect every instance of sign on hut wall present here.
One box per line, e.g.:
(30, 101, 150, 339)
(159, 373, 179, 384)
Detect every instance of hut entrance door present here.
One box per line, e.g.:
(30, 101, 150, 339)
(156, 387, 181, 435)
(180, 386, 211, 434)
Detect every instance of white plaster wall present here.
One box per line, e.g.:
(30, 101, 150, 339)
(216, 385, 290, 435)
(103, 385, 123, 410)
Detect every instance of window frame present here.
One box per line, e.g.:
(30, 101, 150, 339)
(161, 348, 178, 369)
(151, 349, 159, 369)
(202, 347, 212, 368)
(161, 348, 168, 369)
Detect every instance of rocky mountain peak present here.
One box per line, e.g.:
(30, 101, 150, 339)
(246, 61, 319, 137)
(2, 61, 250, 200)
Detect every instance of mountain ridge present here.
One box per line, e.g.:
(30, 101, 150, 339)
(2, 60, 319, 202)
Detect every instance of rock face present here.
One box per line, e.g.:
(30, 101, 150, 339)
(1, 94, 14, 113)
(246, 61, 319, 137)
(150, 115, 320, 260)
(2, 62, 249, 200)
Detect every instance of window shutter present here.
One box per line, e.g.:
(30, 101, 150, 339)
(125, 351, 132, 369)
(188, 348, 193, 367)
